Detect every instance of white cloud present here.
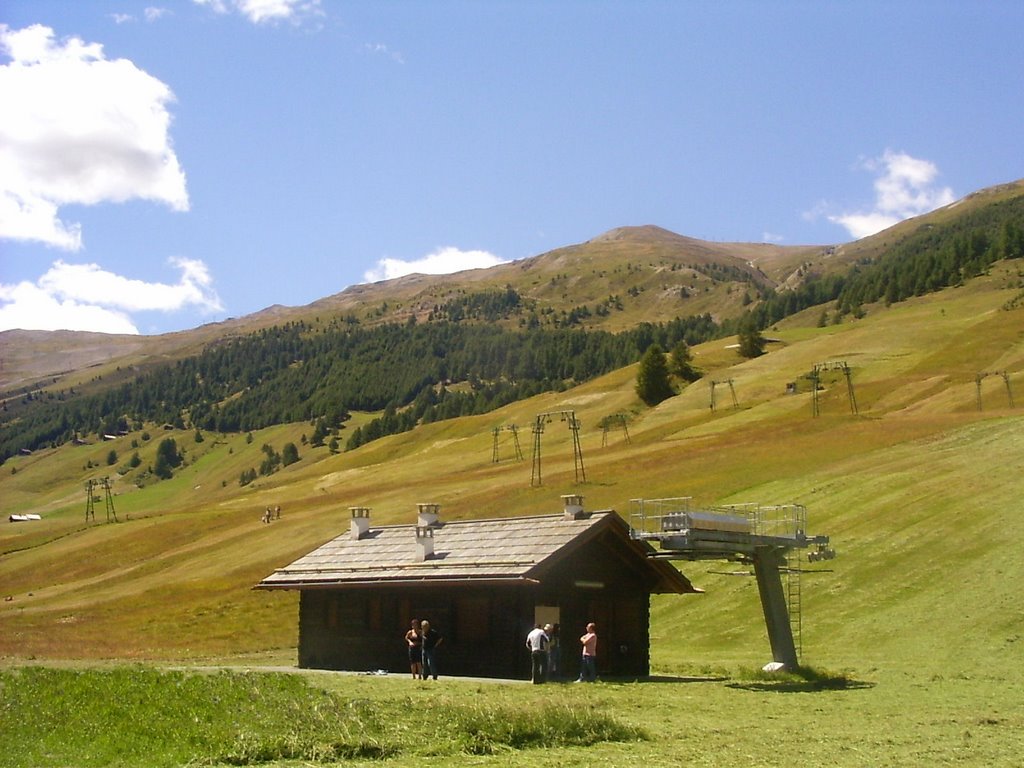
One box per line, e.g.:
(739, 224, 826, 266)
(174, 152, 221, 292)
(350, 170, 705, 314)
(363, 247, 508, 283)
(144, 7, 171, 23)
(0, 24, 188, 251)
(192, 0, 229, 14)
(193, 0, 323, 25)
(110, 8, 171, 24)
(827, 150, 955, 239)
(365, 43, 405, 65)
(0, 282, 140, 334)
(0, 258, 223, 334)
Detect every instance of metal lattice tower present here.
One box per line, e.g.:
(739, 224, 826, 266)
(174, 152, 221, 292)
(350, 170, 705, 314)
(491, 424, 525, 463)
(975, 371, 1015, 411)
(810, 361, 858, 417)
(530, 410, 586, 487)
(600, 413, 631, 447)
(710, 379, 739, 413)
(102, 477, 118, 522)
(509, 424, 524, 460)
(85, 479, 96, 522)
(85, 477, 118, 523)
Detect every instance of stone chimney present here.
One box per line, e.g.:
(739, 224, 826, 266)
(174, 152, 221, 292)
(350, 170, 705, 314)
(415, 525, 435, 560)
(417, 502, 441, 528)
(562, 494, 587, 520)
(350, 506, 371, 540)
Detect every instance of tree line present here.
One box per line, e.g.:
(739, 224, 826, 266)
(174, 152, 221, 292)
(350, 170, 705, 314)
(0, 314, 720, 462)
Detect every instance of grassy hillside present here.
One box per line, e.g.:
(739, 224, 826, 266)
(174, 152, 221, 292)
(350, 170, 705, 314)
(2, 258, 1023, 677)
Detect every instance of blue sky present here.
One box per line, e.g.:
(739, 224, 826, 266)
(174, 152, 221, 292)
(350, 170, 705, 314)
(1, 1, 1022, 335)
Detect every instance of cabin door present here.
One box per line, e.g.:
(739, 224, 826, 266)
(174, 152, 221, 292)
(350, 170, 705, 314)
(534, 605, 559, 627)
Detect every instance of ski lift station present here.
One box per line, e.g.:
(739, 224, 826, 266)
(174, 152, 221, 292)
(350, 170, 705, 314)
(629, 496, 835, 670)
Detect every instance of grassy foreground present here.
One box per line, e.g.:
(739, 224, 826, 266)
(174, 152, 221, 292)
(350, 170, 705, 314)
(3, 265, 1024, 766)
(2, 662, 1021, 767)
(0, 666, 644, 767)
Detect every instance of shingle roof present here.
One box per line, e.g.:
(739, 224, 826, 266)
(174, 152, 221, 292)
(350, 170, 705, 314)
(256, 510, 694, 593)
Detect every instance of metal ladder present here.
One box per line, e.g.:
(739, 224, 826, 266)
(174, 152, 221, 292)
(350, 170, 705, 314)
(786, 550, 803, 663)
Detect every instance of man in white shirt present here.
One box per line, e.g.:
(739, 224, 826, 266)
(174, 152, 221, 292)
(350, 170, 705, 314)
(525, 623, 550, 684)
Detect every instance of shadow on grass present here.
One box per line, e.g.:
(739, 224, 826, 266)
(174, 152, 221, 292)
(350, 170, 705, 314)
(580, 675, 729, 686)
(726, 666, 875, 693)
(643, 674, 729, 684)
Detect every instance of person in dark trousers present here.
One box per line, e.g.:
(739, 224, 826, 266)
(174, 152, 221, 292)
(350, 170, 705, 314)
(547, 623, 561, 679)
(526, 623, 550, 684)
(420, 619, 443, 680)
(577, 622, 598, 682)
(405, 618, 423, 679)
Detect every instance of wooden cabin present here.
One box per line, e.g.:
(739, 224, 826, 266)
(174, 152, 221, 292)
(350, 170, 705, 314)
(255, 496, 697, 680)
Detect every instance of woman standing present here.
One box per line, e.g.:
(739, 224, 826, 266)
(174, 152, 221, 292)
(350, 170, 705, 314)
(405, 619, 423, 679)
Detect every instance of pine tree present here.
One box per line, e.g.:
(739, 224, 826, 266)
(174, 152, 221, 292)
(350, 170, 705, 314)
(154, 438, 181, 479)
(669, 340, 701, 382)
(635, 344, 674, 406)
(282, 442, 300, 466)
(737, 322, 766, 359)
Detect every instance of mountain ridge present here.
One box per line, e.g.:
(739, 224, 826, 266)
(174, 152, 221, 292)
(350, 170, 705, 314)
(3, 178, 1022, 398)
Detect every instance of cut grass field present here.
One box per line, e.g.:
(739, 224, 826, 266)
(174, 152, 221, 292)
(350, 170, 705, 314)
(2, 663, 1021, 767)
(2, 263, 1024, 765)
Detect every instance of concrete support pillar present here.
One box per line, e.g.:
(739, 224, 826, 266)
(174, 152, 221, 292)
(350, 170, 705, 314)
(752, 546, 798, 670)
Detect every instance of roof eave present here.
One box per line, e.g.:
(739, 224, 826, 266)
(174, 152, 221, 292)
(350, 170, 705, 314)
(255, 575, 542, 590)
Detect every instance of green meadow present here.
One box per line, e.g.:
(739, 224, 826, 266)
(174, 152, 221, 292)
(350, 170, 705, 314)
(2, 264, 1024, 765)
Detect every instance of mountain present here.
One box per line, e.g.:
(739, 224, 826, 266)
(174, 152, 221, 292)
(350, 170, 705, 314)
(3, 178, 1024, 467)
(5, 179, 1023, 399)
(1, 248, 1022, 671)
(0, 226, 818, 395)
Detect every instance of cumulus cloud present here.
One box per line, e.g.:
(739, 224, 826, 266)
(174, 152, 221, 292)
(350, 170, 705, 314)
(0, 24, 188, 251)
(0, 282, 140, 335)
(827, 150, 956, 239)
(193, 0, 323, 25)
(363, 247, 508, 283)
(0, 258, 223, 334)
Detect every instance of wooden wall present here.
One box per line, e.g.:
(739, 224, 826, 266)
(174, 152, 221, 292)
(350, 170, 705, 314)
(296, 530, 658, 679)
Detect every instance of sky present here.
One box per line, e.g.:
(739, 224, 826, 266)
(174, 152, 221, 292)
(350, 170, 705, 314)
(1, 1, 1022, 336)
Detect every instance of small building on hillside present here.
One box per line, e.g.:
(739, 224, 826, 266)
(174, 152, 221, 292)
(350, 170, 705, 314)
(255, 495, 697, 680)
